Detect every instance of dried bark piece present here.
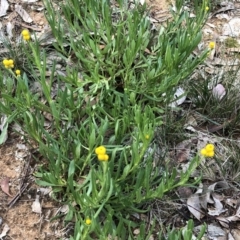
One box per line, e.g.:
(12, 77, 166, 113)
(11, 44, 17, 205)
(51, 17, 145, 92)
(0, 178, 12, 197)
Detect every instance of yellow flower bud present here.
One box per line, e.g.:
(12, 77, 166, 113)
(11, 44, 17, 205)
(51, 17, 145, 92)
(209, 42, 215, 50)
(95, 146, 106, 155)
(200, 148, 207, 156)
(85, 218, 91, 225)
(205, 144, 214, 152)
(103, 154, 109, 161)
(22, 29, 30, 36)
(3, 59, 8, 66)
(206, 151, 214, 157)
(15, 69, 21, 76)
(97, 154, 109, 161)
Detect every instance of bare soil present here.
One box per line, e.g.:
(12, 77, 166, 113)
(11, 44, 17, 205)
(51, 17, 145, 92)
(0, 137, 65, 239)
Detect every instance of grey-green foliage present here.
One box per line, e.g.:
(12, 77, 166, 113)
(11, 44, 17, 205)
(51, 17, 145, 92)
(164, 220, 206, 240)
(44, 0, 209, 104)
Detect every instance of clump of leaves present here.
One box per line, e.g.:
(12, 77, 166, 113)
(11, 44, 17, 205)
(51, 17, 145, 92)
(225, 37, 239, 48)
(44, 0, 209, 106)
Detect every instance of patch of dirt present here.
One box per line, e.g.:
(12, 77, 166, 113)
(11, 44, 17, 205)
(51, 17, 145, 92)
(0, 138, 66, 239)
(146, 0, 171, 11)
(146, 0, 172, 22)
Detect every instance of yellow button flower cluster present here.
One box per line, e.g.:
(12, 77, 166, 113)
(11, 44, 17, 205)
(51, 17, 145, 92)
(22, 29, 31, 41)
(200, 144, 215, 157)
(2, 59, 21, 76)
(3, 59, 14, 69)
(95, 146, 109, 161)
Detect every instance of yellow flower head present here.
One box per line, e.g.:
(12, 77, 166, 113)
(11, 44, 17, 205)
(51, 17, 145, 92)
(200, 144, 215, 158)
(3, 59, 14, 69)
(22, 29, 29, 36)
(205, 6, 209, 11)
(21, 29, 30, 41)
(97, 154, 109, 161)
(209, 42, 215, 50)
(15, 69, 21, 76)
(85, 218, 91, 225)
(95, 146, 106, 155)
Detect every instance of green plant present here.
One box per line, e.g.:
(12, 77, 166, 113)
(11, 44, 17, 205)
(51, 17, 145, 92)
(225, 37, 239, 48)
(0, 0, 211, 238)
(164, 220, 206, 240)
(44, 0, 209, 106)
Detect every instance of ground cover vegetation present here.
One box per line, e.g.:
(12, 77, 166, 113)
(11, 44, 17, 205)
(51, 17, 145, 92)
(0, 0, 221, 239)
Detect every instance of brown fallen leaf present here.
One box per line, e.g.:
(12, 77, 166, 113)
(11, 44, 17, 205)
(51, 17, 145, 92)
(176, 149, 189, 163)
(178, 187, 192, 201)
(187, 194, 203, 220)
(216, 205, 240, 228)
(15, 4, 33, 23)
(1, 177, 12, 197)
(216, 216, 229, 228)
(208, 199, 226, 216)
(175, 140, 192, 163)
(207, 192, 226, 216)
